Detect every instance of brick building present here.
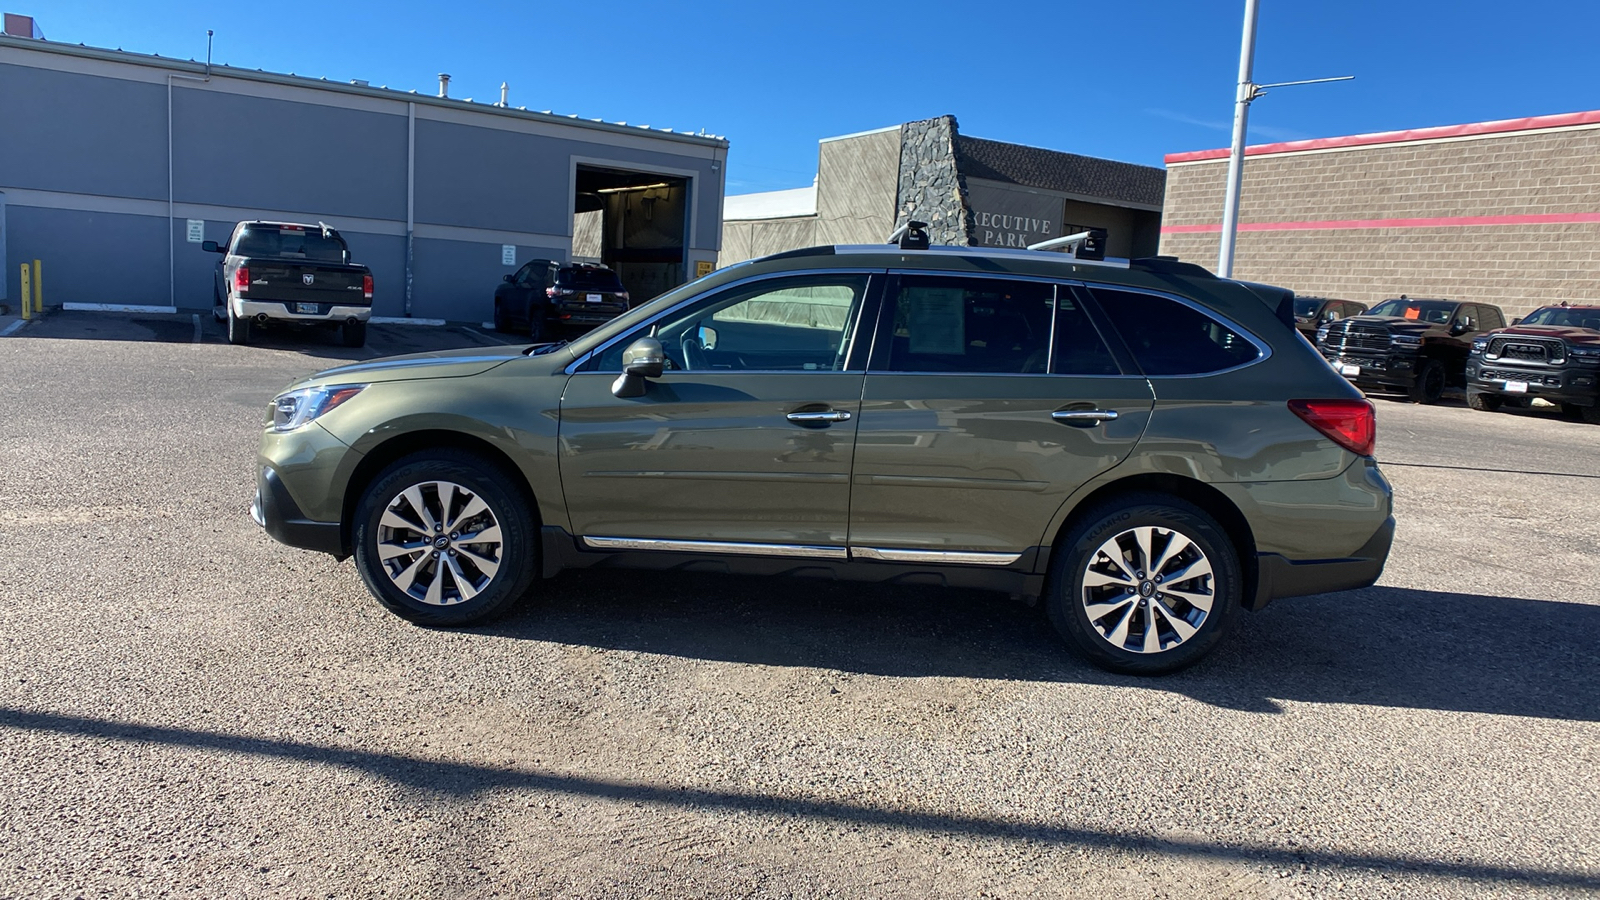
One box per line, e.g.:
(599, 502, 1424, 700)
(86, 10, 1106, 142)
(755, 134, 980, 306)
(1159, 110, 1600, 318)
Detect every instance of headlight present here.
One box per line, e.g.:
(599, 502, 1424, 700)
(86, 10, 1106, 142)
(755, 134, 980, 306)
(1571, 346, 1600, 364)
(1471, 338, 1489, 353)
(1391, 334, 1423, 347)
(269, 384, 366, 432)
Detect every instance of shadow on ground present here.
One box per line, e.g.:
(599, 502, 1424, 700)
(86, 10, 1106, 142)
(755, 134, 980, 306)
(474, 570, 1599, 723)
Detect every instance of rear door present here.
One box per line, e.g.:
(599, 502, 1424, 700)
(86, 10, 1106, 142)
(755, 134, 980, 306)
(557, 272, 878, 552)
(846, 272, 1154, 563)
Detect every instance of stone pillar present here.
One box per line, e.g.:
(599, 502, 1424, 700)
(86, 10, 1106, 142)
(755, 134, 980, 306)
(895, 116, 976, 246)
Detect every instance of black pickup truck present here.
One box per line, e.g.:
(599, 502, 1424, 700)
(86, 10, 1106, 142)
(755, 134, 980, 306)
(1467, 303, 1600, 423)
(204, 221, 373, 347)
(1316, 297, 1506, 403)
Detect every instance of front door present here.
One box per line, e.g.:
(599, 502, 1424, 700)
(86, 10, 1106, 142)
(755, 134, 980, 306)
(558, 272, 877, 552)
(847, 273, 1155, 562)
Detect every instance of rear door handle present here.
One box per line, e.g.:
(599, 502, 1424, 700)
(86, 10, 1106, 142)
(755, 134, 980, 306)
(1051, 409, 1119, 425)
(787, 410, 852, 424)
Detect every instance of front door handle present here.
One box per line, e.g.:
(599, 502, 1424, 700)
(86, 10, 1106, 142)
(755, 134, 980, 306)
(1051, 409, 1119, 425)
(787, 409, 852, 424)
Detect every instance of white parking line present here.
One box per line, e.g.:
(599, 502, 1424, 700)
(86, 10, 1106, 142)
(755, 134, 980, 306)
(191, 314, 201, 343)
(0, 320, 26, 337)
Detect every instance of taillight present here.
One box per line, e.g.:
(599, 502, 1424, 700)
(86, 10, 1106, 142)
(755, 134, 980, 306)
(234, 266, 249, 292)
(546, 286, 572, 298)
(362, 274, 374, 299)
(1289, 399, 1375, 457)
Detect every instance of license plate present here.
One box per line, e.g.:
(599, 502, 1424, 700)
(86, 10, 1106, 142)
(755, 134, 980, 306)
(586, 293, 603, 304)
(294, 302, 319, 314)
(1504, 381, 1528, 393)
(1340, 364, 1361, 376)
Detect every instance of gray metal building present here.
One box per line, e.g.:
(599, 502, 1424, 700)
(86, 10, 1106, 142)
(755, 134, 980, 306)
(0, 33, 728, 321)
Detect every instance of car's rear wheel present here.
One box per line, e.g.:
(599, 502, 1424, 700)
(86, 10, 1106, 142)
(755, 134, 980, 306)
(1467, 390, 1503, 412)
(1580, 404, 1600, 426)
(226, 303, 250, 345)
(1408, 359, 1446, 404)
(352, 451, 537, 625)
(527, 308, 547, 342)
(342, 320, 367, 348)
(492, 300, 509, 333)
(1046, 494, 1241, 675)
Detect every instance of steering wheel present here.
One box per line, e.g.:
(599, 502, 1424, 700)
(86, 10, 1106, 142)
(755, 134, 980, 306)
(678, 323, 708, 371)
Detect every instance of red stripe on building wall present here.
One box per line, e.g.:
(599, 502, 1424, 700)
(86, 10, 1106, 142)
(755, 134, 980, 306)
(1164, 109, 1600, 164)
(1160, 212, 1600, 235)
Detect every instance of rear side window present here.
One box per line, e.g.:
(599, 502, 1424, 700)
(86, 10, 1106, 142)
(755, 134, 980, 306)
(885, 275, 1054, 374)
(1091, 287, 1261, 375)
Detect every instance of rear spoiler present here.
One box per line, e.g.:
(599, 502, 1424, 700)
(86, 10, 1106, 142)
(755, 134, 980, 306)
(1235, 280, 1297, 331)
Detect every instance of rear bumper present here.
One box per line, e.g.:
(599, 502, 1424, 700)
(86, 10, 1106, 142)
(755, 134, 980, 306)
(1253, 516, 1394, 607)
(234, 298, 373, 323)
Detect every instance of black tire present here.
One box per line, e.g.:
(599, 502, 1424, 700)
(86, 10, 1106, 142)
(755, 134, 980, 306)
(342, 320, 367, 348)
(1581, 405, 1600, 426)
(1467, 390, 1503, 412)
(492, 300, 509, 333)
(226, 303, 250, 345)
(1045, 494, 1241, 675)
(1408, 359, 1446, 404)
(352, 450, 538, 626)
(527, 308, 547, 342)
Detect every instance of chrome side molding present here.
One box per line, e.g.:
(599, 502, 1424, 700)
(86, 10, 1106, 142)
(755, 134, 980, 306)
(850, 546, 1022, 566)
(581, 536, 849, 559)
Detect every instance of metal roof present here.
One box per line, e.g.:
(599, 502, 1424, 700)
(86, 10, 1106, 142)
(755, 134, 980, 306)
(0, 34, 727, 148)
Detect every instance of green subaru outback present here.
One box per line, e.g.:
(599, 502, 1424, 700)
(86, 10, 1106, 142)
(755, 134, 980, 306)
(252, 230, 1393, 674)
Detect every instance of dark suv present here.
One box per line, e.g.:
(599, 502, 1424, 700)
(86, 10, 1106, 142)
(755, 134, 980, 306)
(1317, 297, 1506, 403)
(1467, 303, 1600, 422)
(253, 231, 1393, 674)
(493, 260, 631, 340)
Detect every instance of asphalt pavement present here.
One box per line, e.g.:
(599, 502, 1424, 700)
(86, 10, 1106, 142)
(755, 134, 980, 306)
(0, 310, 1595, 898)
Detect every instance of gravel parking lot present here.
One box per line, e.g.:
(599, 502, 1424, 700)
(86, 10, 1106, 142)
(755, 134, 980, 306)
(1, 310, 1596, 898)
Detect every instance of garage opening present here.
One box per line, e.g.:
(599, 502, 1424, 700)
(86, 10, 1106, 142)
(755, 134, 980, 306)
(573, 165, 688, 303)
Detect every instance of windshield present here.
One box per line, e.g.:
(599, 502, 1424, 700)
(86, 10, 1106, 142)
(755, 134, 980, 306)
(1368, 299, 1458, 324)
(1293, 299, 1323, 319)
(1519, 306, 1600, 329)
(235, 225, 348, 263)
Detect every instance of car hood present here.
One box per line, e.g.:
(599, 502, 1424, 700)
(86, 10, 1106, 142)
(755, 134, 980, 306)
(1485, 324, 1600, 346)
(1338, 315, 1441, 338)
(304, 345, 533, 385)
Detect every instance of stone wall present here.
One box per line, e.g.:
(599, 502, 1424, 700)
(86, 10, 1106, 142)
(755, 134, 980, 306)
(895, 116, 975, 246)
(1160, 125, 1600, 318)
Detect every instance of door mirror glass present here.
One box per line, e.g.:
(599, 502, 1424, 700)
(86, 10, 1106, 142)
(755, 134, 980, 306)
(201, 240, 223, 253)
(696, 325, 718, 350)
(1322, 309, 1338, 322)
(1512, 316, 1523, 326)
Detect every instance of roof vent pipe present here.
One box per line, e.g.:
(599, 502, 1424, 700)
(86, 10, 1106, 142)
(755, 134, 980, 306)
(499, 82, 508, 107)
(437, 73, 450, 98)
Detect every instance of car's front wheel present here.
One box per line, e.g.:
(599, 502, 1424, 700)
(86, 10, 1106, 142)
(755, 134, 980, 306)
(1467, 390, 1503, 412)
(1408, 359, 1446, 404)
(1046, 494, 1241, 675)
(352, 450, 537, 625)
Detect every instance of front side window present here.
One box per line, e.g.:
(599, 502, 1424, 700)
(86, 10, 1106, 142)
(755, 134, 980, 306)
(596, 274, 870, 372)
(883, 275, 1054, 374)
(1091, 287, 1261, 376)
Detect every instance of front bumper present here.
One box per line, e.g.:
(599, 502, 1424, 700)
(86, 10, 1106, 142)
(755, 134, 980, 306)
(234, 298, 373, 323)
(1321, 352, 1418, 390)
(1468, 364, 1598, 407)
(253, 466, 344, 556)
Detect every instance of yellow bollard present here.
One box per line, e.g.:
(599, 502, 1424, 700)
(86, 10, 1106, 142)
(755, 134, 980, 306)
(31, 259, 41, 315)
(18, 264, 31, 320)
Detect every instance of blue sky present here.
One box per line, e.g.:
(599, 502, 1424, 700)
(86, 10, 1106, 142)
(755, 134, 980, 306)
(32, 1, 1600, 194)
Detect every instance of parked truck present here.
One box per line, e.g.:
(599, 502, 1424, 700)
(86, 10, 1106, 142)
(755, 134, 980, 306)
(204, 221, 373, 347)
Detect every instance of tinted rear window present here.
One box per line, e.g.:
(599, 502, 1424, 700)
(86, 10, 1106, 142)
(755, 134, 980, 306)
(1091, 287, 1261, 375)
(235, 225, 347, 262)
(559, 267, 624, 291)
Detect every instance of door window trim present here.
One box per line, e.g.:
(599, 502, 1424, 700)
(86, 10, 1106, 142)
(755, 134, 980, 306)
(565, 269, 884, 375)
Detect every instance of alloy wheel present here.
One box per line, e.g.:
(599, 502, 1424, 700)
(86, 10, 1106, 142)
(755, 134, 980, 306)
(375, 480, 503, 605)
(1080, 526, 1214, 654)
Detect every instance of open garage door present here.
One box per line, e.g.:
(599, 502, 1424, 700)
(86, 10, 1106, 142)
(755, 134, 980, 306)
(574, 166, 688, 304)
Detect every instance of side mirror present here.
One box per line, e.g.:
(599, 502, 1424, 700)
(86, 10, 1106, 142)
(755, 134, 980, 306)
(1512, 317, 1522, 326)
(1322, 310, 1338, 323)
(611, 336, 666, 398)
(696, 325, 718, 350)
(201, 240, 223, 253)
(503, 274, 514, 283)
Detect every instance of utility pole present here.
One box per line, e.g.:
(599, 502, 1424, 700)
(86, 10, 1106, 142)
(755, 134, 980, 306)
(1216, 1, 1352, 278)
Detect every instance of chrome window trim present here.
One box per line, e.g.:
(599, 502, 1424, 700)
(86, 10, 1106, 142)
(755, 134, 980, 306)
(1080, 282, 1274, 378)
(581, 535, 849, 559)
(563, 268, 882, 375)
(850, 547, 1023, 566)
